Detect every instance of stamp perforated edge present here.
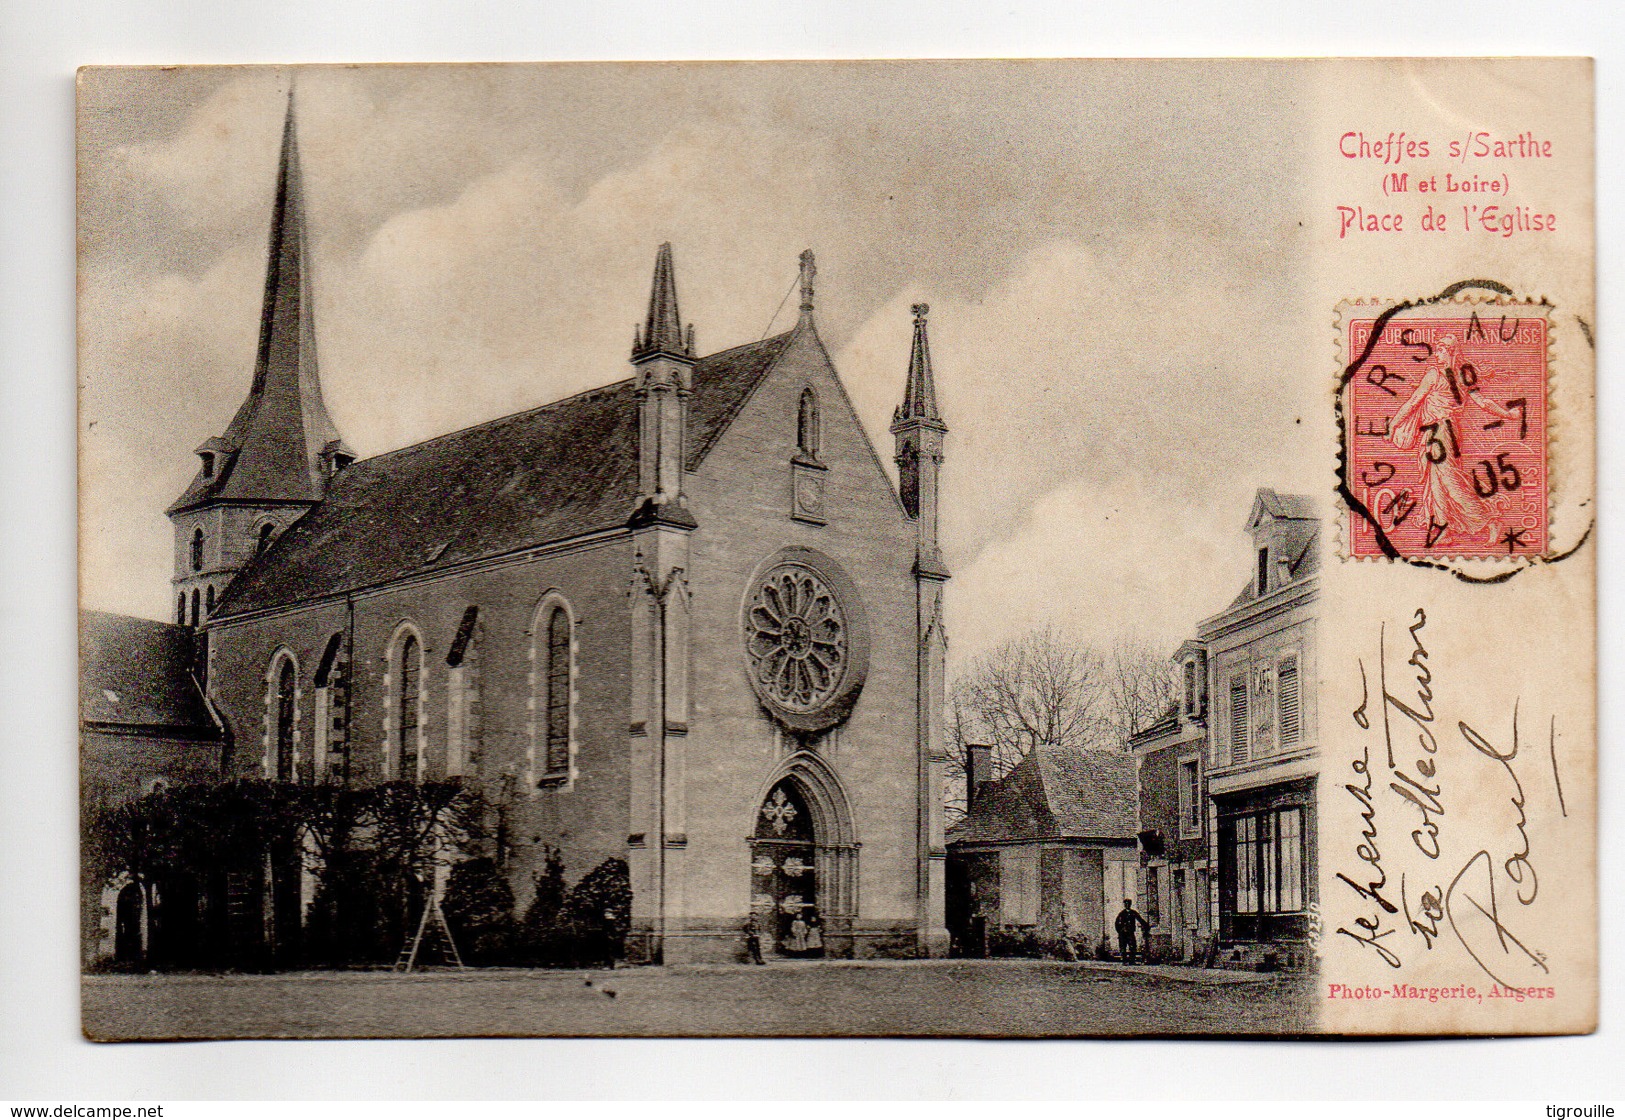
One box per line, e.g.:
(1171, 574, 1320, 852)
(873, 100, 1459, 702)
(1332, 292, 1556, 568)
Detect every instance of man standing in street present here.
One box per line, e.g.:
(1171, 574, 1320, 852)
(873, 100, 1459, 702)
(1115, 898, 1152, 965)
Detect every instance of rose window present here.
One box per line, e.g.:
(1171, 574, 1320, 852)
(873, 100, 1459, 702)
(746, 564, 848, 713)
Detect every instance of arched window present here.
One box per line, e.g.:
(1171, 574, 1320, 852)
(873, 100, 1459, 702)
(176, 594, 186, 624)
(190, 528, 204, 572)
(274, 657, 296, 782)
(257, 522, 276, 555)
(397, 633, 422, 780)
(797, 388, 820, 458)
(189, 589, 200, 628)
(546, 608, 570, 775)
(313, 633, 348, 784)
(204, 585, 215, 618)
(447, 606, 481, 780)
(532, 599, 574, 784)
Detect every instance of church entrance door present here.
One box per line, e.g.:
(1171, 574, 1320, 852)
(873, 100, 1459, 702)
(750, 780, 819, 956)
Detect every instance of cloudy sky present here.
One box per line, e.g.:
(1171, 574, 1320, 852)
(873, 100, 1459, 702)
(77, 62, 1322, 668)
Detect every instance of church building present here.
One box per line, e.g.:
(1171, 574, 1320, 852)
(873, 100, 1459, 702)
(168, 100, 951, 962)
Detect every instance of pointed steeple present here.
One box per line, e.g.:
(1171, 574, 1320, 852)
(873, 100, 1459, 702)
(893, 303, 943, 427)
(632, 242, 692, 361)
(169, 90, 350, 516)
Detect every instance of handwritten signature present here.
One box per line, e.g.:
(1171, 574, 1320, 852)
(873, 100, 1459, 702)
(1335, 608, 1560, 992)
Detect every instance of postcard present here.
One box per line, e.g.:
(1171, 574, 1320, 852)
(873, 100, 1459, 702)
(77, 59, 1594, 1038)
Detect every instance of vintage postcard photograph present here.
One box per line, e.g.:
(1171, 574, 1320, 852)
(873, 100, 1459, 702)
(76, 59, 1596, 1039)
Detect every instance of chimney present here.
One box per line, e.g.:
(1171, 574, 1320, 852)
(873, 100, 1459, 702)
(965, 742, 993, 810)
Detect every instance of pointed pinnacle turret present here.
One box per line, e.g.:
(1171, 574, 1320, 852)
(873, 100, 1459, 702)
(169, 90, 349, 515)
(632, 241, 692, 361)
(892, 302, 944, 430)
(797, 249, 817, 327)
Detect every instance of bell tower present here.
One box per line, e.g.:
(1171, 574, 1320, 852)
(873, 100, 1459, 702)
(166, 92, 352, 628)
(892, 303, 951, 955)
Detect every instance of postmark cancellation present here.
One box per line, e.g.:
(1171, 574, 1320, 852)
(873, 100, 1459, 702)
(1338, 296, 1551, 563)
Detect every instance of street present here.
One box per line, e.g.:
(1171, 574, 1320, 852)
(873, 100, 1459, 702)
(83, 959, 1318, 1039)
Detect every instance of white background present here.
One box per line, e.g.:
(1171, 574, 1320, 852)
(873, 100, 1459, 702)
(2, 0, 1620, 1101)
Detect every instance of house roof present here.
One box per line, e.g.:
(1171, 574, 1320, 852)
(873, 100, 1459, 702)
(1249, 487, 1318, 525)
(949, 741, 1137, 845)
(1222, 488, 1322, 610)
(80, 610, 217, 734)
(1224, 520, 1321, 610)
(216, 330, 799, 617)
(1128, 701, 1181, 746)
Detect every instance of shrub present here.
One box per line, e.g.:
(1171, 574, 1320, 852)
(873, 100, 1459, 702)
(563, 858, 631, 967)
(987, 926, 1041, 959)
(513, 853, 631, 968)
(441, 857, 516, 965)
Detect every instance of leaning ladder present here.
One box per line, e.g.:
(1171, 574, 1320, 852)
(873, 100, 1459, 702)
(394, 897, 467, 973)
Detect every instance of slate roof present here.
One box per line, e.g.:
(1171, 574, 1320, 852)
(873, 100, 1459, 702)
(1222, 488, 1322, 610)
(1128, 702, 1181, 746)
(217, 330, 799, 617)
(949, 742, 1137, 845)
(1253, 488, 1318, 522)
(169, 98, 347, 515)
(80, 610, 217, 735)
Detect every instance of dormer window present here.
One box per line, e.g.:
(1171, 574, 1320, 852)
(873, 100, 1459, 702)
(797, 388, 821, 460)
(1256, 546, 1269, 596)
(320, 441, 356, 479)
(200, 452, 215, 479)
(1178, 648, 1207, 719)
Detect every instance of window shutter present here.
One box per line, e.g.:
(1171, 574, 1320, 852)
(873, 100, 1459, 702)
(1278, 657, 1301, 747)
(1229, 677, 1249, 763)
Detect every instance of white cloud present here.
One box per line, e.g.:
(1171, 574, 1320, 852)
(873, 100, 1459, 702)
(78, 69, 1321, 627)
(947, 478, 1256, 671)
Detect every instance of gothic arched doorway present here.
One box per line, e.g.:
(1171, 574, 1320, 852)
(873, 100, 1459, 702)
(748, 755, 859, 958)
(751, 779, 818, 956)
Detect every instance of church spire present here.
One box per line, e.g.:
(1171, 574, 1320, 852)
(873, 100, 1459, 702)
(632, 241, 692, 360)
(165, 89, 352, 627)
(891, 302, 948, 540)
(169, 89, 350, 519)
(894, 303, 943, 426)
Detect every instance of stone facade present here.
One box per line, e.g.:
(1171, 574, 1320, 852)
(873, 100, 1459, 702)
(157, 104, 949, 965)
(1198, 489, 1320, 968)
(1129, 644, 1212, 964)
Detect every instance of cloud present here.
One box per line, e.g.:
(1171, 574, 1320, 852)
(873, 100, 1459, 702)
(832, 234, 1328, 667)
(78, 66, 1319, 627)
(946, 478, 1258, 671)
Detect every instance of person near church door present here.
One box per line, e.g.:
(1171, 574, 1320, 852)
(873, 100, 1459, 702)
(745, 912, 766, 965)
(804, 909, 824, 958)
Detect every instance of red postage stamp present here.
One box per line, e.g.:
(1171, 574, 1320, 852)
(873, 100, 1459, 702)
(1341, 303, 1549, 560)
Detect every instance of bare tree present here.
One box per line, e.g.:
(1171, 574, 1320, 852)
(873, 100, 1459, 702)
(942, 626, 1108, 822)
(1105, 637, 1181, 746)
(941, 629, 1183, 824)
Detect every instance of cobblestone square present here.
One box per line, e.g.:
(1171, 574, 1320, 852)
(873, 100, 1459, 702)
(83, 959, 1318, 1039)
